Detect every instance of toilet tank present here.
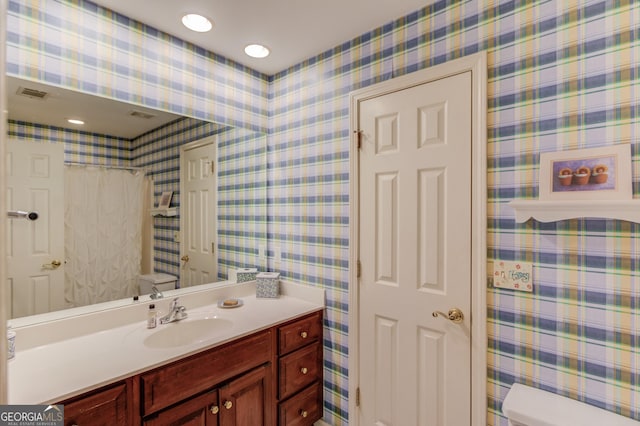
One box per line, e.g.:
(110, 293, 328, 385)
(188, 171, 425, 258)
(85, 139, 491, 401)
(502, 383, 639, 426)
(138, 273, 177, 295)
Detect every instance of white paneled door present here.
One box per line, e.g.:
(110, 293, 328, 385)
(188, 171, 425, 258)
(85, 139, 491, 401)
(180, 139, 217, 287)
(357, 71, 473, 425)
(7, 139, 65, 318)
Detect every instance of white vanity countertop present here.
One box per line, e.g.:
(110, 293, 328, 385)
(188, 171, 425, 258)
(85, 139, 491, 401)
(8, 281, 324, 404)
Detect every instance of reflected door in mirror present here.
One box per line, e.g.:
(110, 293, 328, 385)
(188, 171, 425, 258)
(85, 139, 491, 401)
(181, 140, 218, 287)
(7, 139, 65, 317)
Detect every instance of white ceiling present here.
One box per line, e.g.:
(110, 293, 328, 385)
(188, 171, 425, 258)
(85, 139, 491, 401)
(7, 76, 181, 139)
(91, 0, 431, 75)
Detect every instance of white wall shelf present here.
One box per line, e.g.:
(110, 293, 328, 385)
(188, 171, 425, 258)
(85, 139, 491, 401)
(508, 200, 640, 223)
(150, 207, 177, 217)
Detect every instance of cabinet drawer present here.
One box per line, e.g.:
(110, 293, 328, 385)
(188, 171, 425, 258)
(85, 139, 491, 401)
(62, 382, 129, 426)
(278, 312, 322, 355)
(278, 382, 322, 426)
(278, 342, 320, 400)
(143, 389, 218, 426)
(141, 329, 272, 415)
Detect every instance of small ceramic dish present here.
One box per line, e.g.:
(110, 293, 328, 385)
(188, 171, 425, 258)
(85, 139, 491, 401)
(217, 298, 244, 309)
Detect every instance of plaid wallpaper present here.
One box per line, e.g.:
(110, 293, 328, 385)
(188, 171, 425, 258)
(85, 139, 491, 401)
(269, 1, 640, 424)
(131, 118, 267, 281)
(7, 0, 640, 425)
(5, 0, 269, 132)
(7, 119, 131, 166)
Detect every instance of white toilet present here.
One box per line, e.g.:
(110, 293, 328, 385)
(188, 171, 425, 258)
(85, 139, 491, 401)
(138, 273, 177, 295)
(503, 383, 640, 426)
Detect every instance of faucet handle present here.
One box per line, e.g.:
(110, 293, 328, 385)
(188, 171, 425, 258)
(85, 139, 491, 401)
(150, 285, 164, 299)
(170, 297, 179, 309)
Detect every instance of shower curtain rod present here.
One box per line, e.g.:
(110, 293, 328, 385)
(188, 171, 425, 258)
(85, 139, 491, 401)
(64, 162, 147, 172)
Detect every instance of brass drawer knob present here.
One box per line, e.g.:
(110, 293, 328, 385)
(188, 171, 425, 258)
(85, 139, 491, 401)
(210, 405, 219, 414)
(224, 400, 233, 410)
(300, 367, 308, 375)
(300, 331, 308, 338)
(300, 410, 308, 418)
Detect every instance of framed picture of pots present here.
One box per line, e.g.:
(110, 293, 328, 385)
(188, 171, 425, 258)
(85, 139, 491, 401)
(539, 144, 632, 200)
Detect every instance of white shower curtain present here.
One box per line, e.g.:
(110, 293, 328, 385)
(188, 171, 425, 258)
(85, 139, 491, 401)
(64, 166, 145, 307)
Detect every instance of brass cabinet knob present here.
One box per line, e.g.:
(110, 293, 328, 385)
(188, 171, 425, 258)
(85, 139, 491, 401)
(300, 367, 308, 375)
(432, 308, 464, 324)
(300, 410, 308, 418)
(300, 331, 308, 338)
(224, 400, 233, 410)
(210, 405, 219, 414)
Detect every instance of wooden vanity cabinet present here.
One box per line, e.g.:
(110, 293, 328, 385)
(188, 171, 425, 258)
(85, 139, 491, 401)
(55, 310, 322, 426)
(59, 378, 137, 426)
(141, 329, 274, 426)
(276, 311, 323, 425)
(143, 364, 270, 426)
(140, 330, 272, 416)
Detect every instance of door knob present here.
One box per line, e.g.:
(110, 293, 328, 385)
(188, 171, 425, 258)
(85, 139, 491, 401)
(42, 260, 62, 269)
(181, 255, 190, 262)
(432, 308, 464, 324)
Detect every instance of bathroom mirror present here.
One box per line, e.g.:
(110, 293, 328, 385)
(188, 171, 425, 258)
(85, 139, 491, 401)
(6, 76, 267, 321)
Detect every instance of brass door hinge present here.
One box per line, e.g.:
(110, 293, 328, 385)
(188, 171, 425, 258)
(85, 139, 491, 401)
(356, 387, 360, 407)
(357, 260, 362, 278)
(211, 161, 215, 174)
(212, 242, 215, 253)
(354, 130, 363, 149)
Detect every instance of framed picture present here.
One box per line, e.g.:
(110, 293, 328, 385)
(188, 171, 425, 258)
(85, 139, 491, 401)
(158, 191, 173, 208)
(539, 144, 632, 201)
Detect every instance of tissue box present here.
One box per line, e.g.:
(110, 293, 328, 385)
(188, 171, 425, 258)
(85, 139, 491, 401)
(256, 272, 280, 298)
(236, 268, 258, 283)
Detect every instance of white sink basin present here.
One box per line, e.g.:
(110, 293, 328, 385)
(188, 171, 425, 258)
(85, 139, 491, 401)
(144, 317, 233, 348)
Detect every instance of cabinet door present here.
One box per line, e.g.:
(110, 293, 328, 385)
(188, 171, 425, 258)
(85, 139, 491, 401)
(219, 364, 272, 426)
(143, 390, 219, 426)
(62, 382, 129, 426)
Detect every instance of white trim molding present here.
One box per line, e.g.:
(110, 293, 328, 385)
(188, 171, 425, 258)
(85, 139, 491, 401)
(348, 51, 488, 426)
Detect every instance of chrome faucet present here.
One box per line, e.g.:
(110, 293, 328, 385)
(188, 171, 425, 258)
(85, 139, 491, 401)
(150, 285, 164, 300)
(159, 298, 187, 324)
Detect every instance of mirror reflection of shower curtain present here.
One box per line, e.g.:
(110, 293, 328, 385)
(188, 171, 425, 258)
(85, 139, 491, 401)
(64, 166, 145, 307)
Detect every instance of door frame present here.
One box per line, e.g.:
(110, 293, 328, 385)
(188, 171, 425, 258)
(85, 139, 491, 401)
(179, 135, 218, 287)
(348, 51, 487, 425)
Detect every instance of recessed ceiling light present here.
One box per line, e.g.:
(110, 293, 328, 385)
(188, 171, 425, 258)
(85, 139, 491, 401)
(244, 44, 270, 59)
(182, 14, 212, 32)
(67, 119, 85, 125)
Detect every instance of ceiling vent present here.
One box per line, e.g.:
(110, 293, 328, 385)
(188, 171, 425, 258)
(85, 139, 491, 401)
(129, 110, 157, 119)
(16, 86, 49, 100)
